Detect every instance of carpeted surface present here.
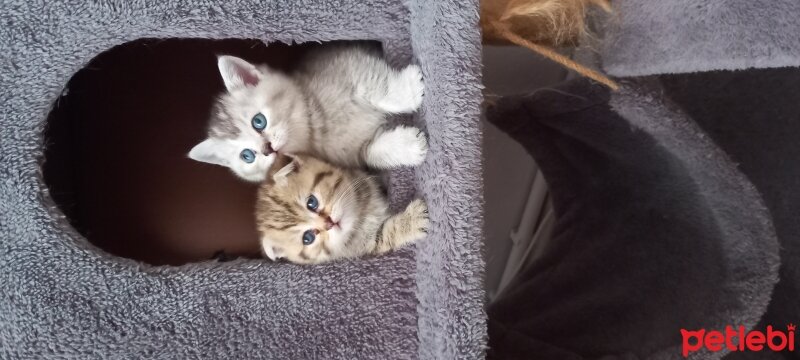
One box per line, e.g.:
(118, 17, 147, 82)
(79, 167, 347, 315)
(599, 2, 800, 357)
(0, 1, 485, 358)
(485, 79, 779, 359)
(602, 0, 800, 77)
(661, 68, 800, 360)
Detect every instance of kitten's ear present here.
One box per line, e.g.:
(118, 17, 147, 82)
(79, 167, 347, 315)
(188, 138, 231, 167)
(290, 155, 305, 170)
(217, 55, 262, 92)
(271, 158, 297, 186)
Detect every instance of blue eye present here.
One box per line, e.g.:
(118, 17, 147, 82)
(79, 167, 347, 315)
(252, 113, 267, 131)
(306, 195, 319, 211)
(240, 149, 256, 163)
(302, 230, 316, 245)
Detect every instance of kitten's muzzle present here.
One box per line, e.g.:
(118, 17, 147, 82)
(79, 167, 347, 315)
(324, 216, 339, 230)
(263, 142, 275, 155)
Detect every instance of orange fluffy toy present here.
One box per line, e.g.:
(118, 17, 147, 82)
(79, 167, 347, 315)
(481, 0, 618, 90)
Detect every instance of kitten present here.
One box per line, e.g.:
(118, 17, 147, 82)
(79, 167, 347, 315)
(255, 155, 429, 264)
(189, 43, 428, 182)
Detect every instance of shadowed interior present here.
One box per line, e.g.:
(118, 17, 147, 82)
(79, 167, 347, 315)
(42, 39, 323, 265)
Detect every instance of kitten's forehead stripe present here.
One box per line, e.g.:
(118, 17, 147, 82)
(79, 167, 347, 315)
(312, 171, 334, 190)
(266, 194, 299, 217)
(265, 222, 296, 231)
(269, 210, 301, 227)
(331, 176, 344, 196)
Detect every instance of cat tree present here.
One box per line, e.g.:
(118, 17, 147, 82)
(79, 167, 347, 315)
(0, 1, 484, 358)
(486, 1, 798, 358)
(2, 0, 798, 359)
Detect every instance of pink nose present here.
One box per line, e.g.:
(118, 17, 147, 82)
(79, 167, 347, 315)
(263, 142, 275, 155)
(324, 217, 336, 230)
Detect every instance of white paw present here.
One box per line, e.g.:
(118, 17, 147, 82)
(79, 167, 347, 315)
(375, 65, 424, 114)
(366, 126, 428, 168)
(399, 65, 424, 111)
(403, 199, 430, 241)
(394, 126, 428, 166)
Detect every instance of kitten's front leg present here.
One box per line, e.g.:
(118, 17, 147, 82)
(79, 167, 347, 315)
(363, 126, 428, 168)
(373, 199, 430, 254)
(370, 65, 424, 114)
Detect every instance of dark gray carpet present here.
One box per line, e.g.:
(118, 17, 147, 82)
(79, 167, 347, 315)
(0, 1, 485, 358)
(486, 79, 779, 359)
(602, 0, 800, 77)
(661, 68, 800, 360)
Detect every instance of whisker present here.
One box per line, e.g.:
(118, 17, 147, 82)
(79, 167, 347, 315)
(333, 175, 373, 204)
(331, 175, 376, 216)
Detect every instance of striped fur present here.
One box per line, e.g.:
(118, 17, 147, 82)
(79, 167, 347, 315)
(255, 155, 429, 264)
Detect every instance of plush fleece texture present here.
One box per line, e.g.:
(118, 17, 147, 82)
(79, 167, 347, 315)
(600, 3, 800, 357)
(486, 79, 779, 359)
(660, 69, 800, 360)
(0, 0, 485, 359)
(601, 0, 800, 77)
(484, 1, 799, 357)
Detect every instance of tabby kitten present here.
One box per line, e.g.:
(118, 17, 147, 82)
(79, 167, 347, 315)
(255, 155, 429, 264)
(189, 43, 427, 182)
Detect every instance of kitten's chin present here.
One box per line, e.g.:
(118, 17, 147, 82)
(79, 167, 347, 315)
(326, 228, 344, 246)
(331, 216, 355, 242)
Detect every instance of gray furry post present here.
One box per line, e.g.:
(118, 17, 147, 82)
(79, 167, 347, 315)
(0, 0, 486, 358)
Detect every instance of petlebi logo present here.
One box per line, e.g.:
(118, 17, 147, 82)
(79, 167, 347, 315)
(681, 324, 796, 357)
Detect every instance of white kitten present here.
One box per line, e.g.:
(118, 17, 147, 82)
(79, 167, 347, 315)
(189, 44, 427, 182)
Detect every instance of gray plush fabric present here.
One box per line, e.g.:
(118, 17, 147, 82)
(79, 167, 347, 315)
(602, 0, 800, 77)
(660, 68, 800, 360)
(486, 79, 779, 359)
(0, 1, 485, 359)
(599, 2, 800, 357)
(409, 2, 487, 359)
